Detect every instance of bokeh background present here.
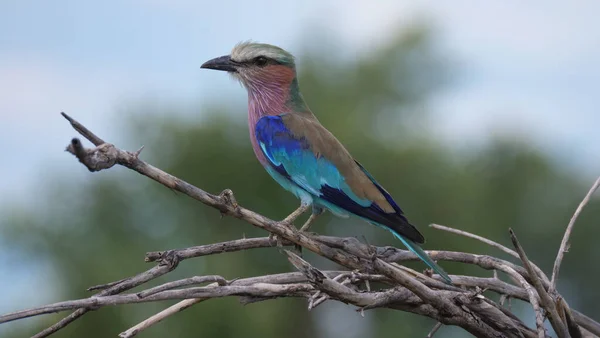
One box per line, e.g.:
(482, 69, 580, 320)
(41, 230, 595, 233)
(2, 1, 600, 337)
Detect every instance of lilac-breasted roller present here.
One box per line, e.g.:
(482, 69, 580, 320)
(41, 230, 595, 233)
(201, 42, 452, 284)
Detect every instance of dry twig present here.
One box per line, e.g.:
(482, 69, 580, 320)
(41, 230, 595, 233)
(119, 299, 205, 338)
(430, 223, 550, 286)
(509, 229, 567, 338)
(550, 176, 600, 291)
(426, 322, 443, 338)
(1, 113, 598, 338)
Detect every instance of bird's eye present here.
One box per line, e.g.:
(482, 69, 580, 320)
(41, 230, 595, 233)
(254, 56, 268, 67)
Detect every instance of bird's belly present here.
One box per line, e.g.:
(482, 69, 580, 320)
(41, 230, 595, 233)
(264, 166, 314, 205)
(313, 198, 351, 218)
(263, 165, 353, 218)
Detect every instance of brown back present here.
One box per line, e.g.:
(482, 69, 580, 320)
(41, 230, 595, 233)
(281, 113, 395, 213)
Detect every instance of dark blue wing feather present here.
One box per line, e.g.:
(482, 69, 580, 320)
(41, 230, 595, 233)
(256, 115, 449, 282)
(255, 115, 425, 243)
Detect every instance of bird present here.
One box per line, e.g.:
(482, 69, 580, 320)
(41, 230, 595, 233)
(201, 42, 452, 284)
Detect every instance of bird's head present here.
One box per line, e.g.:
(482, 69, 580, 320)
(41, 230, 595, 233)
(201, 42, 296, 90)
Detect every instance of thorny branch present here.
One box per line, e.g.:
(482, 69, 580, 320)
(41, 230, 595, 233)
(1, 113, 599, 338)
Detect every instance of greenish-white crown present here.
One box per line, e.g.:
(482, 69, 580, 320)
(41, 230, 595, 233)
(231, 41, 295, 66)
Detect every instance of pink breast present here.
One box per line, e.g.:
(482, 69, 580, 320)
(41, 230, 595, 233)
(248, 120, 269, 166)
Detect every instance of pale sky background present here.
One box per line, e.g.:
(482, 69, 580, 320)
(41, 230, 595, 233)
(1, 0, 599, 335)
(1, 0, 599, 205)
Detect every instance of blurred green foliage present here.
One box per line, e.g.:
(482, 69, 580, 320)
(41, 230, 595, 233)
(2, 26, 599, 337)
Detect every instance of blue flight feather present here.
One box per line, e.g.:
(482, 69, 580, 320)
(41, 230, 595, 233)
(384, 225, 451, 284)
(255, 115, 452, 284)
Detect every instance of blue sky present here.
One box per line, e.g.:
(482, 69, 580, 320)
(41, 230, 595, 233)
(1, 0, 599, 207)
(1, 0, 599, 332)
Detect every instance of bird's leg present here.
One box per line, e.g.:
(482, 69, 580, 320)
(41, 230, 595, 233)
(299, 206, 325, 232)
(270, 202, 310, 248)
(281, 202, 310, 226)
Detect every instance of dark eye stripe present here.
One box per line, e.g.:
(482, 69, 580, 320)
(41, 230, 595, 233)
(254, 56, 268, 66)
(234, 55, 282, 67)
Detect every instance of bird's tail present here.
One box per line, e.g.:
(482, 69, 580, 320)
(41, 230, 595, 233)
(389, 229, 452, 285)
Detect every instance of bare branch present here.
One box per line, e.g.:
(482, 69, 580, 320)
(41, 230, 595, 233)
(119, 299, 205, 338)
(137, 275, 228, 298)
(373, 258, 453, 311)
(119, 270, 349, 338)
(495, 264, 545, 338)
(286, 250, 536, 338)
(3, 113, 595, 338)
(145, 237, 291, 262)
(430, 223, 518, 257)
(61, 112, 105, 145)
(550, 176, 600, 291)
(1, 262, 179, 325)
(28, 254, 181, 337)
(426, 322, 443, 338)
(430, 223, 550, 286)
(30, 310, 87, 338)
(2, 283, 315, 322)
(557, 297, 584, 338)
(88, 278, 129, 292)
(510, 229, 569, 338)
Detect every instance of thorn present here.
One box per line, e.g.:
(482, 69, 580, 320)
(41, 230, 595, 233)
(499, 294, 508, 306)
(426, 322, 443, 338)
(133, 145, 145, 158)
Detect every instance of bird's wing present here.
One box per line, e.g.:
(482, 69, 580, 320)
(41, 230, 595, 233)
(255, 114, 424, 244)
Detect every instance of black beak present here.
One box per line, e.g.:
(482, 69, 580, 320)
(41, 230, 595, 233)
(200, 55, 237, 72)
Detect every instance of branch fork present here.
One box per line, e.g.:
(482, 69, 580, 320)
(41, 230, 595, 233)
(1, 112, 598, 338)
